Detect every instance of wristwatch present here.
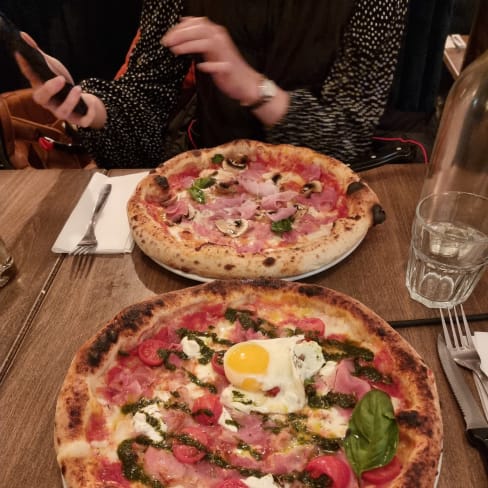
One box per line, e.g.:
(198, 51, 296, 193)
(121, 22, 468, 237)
(242, 76, 278, 111)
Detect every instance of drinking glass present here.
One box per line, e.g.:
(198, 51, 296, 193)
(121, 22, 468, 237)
(406, 191, 488, 308)
(0, 237, 15, 287)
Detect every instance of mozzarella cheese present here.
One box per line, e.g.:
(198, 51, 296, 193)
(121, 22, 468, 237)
(132, 403, 166, 443)
(218, 406, 238, 432)
(244, 474, 280, 488)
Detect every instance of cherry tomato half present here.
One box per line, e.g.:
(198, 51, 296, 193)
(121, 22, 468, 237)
(362, 456, 402, 484)
(305, 455, 351, 488)
(192, 393, 223, 426)
(172, 427, 208, 464)
(215, 479, 248, 488)
(137, 339, 166, 366)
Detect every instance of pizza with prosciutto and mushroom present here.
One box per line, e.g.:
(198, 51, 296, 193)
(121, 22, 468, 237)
(127, 140, 385, 280)
(55, 280, 442, 488)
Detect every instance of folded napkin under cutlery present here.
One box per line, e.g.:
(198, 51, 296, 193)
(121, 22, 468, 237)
(52, 171, 148, 254)
(437, 335, 488, 470)
(474, 332, 488, 378)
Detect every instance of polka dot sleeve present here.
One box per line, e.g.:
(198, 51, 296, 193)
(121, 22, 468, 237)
(266, 0, 409, 163)
(77, 0, 189, 169)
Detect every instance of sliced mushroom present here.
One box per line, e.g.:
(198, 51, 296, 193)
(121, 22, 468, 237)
(301, 180, 323, 197)
(215, 218, 249, 237)
(222, 154, 249, 171)
(215, 180, 239, 194)
(186, 204, 197, 220)
(294, 203, 308, 220)
(271, 173, 282, 184)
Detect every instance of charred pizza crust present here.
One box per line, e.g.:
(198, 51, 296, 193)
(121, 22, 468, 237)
(127, 140, 384, 279)
(55, 280, 441, 488)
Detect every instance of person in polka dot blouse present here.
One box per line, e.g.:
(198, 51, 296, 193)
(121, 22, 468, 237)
(16, 0, 409, 169)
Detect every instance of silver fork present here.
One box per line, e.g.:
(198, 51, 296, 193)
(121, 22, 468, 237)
(440, 305, 488, 418)
(71, 184, 112, 255)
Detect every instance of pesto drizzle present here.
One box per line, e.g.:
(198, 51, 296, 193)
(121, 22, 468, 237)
(225, 308, 278, 338)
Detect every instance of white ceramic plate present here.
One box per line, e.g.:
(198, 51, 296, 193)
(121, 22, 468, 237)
(150, 233, 366, 283)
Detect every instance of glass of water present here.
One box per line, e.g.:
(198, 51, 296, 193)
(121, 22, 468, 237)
(406, 191, 488, 308)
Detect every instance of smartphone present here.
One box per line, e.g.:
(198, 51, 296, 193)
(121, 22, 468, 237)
(0, 10, 88, 116)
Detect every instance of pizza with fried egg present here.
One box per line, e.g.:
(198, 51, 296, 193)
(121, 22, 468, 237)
(55, 280, 442, 488)
(127, 140, 385, 280)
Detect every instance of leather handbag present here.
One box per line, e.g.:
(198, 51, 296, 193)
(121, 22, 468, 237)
(0, 88, 92, 169)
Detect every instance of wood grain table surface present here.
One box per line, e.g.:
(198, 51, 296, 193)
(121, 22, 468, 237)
(0, 164, 487, 488)
(0, 169, 95, 373)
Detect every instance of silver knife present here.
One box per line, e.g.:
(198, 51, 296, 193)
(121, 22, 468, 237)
(437, 335, 488, 471)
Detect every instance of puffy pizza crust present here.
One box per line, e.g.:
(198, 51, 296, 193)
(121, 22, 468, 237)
(55, 280, 442, 488)
(127, 140, 384, 279)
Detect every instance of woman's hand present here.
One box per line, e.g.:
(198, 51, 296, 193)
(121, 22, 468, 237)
(162, 17, 289, 125)
(15, 32, 107, 129)
(162, 17, 263, 106)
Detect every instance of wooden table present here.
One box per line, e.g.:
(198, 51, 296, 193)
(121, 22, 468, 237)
(0, 165, 487, 488)
(0, 169, 95, 375)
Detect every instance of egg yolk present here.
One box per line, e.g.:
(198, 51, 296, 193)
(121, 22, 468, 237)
(225, 343, 269, 375)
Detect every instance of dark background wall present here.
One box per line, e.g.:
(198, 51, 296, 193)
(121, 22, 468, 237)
(0, 0, 142, 92)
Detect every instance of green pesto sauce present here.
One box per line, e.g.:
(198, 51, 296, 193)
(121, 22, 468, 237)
(117, 439, 165, 488)
(305, 383, 357, 410)
(237, 441, 263, 460)
(225, 418, 240, 429)
(163, 399, 191, 414)
(177, 327, 234, 346)
(192, 407, 213, 419)
(232, 389, 254, 405)
(320, 338, 374, 362)
(261, 412, 340, 453)
(186, 370, 217, 393)
(354, 358, 392, 384)
(121, 398, 157, 415)
(157, 348, 189, 371)
(276, 471, 333, 487)
(224, 308, 278, 338)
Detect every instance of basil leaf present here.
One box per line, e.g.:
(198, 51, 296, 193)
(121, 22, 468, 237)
(193, 177, 216, 189)
(188, 186, 205, 204)
(188, 177, 216, 203)
(271, 217, 293, 234)
(344, 389, 398, 477)
(211, 153, 224, 164)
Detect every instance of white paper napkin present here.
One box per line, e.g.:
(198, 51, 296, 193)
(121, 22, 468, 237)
(473, 332, 488, 377)
(52, 171, 148, 254)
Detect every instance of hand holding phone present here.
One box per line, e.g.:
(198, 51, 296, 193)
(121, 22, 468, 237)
(0, 9, 88, 116)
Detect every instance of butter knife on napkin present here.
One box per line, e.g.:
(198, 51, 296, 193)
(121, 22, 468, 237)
(437, 335, 488, 472)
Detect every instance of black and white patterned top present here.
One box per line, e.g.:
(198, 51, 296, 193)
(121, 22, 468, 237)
(78, 0, 409, 169)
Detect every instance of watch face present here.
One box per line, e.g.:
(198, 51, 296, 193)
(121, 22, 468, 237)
(261, 79, 277, 99)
